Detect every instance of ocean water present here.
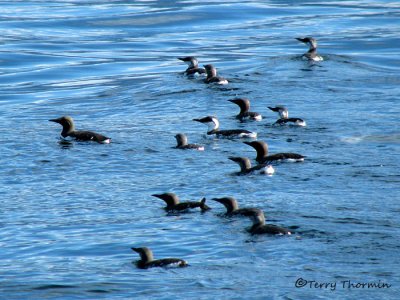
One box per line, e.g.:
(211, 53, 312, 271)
(0, 1, 399, 299)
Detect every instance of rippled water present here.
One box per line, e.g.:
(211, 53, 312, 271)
(1, 1, 399, 299)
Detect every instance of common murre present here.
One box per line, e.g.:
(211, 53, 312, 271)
(178, 56, 206, 76)
(49, 116, 111, 143)
(229, 98, 262, 121)
(228, 156, 275, 175)
(296, 37, 323, 62)
(244, 140, 305, 164)
(268, 106, 306, 126)
(193, 116, 257, 139)
(152, 193, 210, 212)
(175, 133, 204, 151)
(212, 197, 259, 216)
(242, 209, 292, 235)
(203, 64, 228, 85)
(131, 247, 188, 269)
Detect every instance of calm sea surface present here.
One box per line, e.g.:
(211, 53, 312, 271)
(1, 1, 399, 299)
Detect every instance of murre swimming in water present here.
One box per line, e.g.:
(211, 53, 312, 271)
(268, 106, 306, 126)
(296, 37, 323, 62)
(242, 209, 292, 235)
(193, 116, 257, 139)
(152, 193, 210, 212)
(178, 56, 206, 75)
(175, 133, 204, 151)
(131, 247, 188, 269)
(49, 116, 111, 143)
(229, 98, 262, 121)
(244, 140, 305, 164)
(203, 64, 228, 85)
(212, 197, 259, 216)
(228, 156, 275, 175)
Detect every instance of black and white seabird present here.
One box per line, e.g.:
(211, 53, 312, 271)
(296, 37, 323, 62)
(49, 116, 111, 143)
(175, 133, 204, 151)
(131, 247, 188, 269)
(152, 193, 210, 212)
(229, 98, 262, 121)
(228, 156, 275, 175)
(178, 56, 206, 76)
(268, 106, 306, 126)
(244, 140, 305, 164)
(242, 209, 292, 235)
(203, 64, 228, 85)
(193, 116, 257, 139)
(212, 197, 259, 216)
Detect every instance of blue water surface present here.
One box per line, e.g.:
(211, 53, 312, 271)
(0, 1, 399, 299)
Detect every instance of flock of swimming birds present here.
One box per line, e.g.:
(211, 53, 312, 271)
(50, 37, 321, 269)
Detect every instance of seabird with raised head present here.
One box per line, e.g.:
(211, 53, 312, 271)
(244, 140, 305, 164)
(268, 106, 306, 126)
(228, 156, 275, 175)
(242, 209, 292, 235)
(296, 37, 323, 62)
(212, 197, 259, 216)
(193, 116, 257, 139)
(152, 193, 210, 212)
(229, 98, 262, 121)
(203, 64, 228, 85)
(131, 247, 188, 269)
(178, 56, 206, 75)
(175, 133, 204, 151)
(49, 116, 111, 143)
